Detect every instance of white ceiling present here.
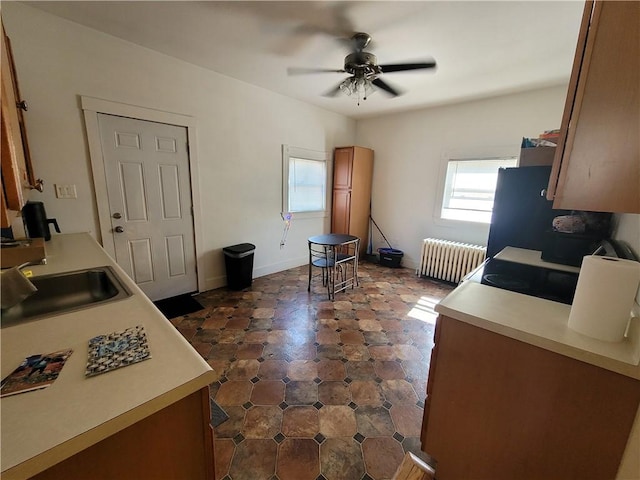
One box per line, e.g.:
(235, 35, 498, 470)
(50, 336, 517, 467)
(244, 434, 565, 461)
(25, 1, 585, 119)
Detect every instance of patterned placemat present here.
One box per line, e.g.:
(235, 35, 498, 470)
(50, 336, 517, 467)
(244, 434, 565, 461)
(85, 325, 151, 377)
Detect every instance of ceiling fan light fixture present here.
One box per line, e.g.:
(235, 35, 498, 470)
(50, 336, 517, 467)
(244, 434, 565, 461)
(339, 75, 375, 105)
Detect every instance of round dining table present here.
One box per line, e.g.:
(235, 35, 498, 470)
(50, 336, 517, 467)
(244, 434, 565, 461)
(308, 233, 359, 247)
(307, 234, 360, 300)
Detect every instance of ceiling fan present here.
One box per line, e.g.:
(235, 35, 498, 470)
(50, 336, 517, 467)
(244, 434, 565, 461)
(287, 32, 437, 103)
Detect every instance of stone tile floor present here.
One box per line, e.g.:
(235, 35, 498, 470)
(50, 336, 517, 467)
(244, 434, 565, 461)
(170, 261, 454, 480)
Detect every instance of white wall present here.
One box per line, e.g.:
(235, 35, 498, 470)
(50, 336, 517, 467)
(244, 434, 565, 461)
(613, 214, 640, 255)
(2, 3, 356, 290)
(7, 3, 628, 288)
(356, 86, 569, 269)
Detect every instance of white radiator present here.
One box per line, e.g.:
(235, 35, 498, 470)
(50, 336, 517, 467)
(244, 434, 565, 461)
(418, 238, 486, 283)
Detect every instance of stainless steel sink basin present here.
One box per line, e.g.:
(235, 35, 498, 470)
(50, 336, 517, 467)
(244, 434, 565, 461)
(1, 266, 131, 326)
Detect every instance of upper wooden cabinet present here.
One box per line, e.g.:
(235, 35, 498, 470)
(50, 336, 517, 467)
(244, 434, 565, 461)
(547, 1, 639, 213)
(1, 23, 41, 228)
(331, 146, 373, 257)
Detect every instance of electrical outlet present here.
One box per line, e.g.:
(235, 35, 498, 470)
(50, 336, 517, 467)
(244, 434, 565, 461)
(55, 184, 77, 199)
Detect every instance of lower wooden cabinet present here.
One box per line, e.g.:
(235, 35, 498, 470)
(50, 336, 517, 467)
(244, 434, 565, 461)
(31, 387, 215, 480)
(421, 315, 640, 480)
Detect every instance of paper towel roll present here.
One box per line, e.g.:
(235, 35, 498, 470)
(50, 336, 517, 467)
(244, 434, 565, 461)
(568, 256, 640, 342)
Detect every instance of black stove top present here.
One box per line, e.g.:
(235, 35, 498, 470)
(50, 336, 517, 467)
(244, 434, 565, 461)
(466, 258, 579, 305)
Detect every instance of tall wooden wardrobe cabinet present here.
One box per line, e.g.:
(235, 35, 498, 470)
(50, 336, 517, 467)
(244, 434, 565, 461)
(331, 146, 373, 257)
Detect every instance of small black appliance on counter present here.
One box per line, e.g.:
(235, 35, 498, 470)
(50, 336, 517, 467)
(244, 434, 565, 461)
(22, 201, 60, 241)
(541, 232, 603, 267)
(466, 239, 636, 305)
(540, 212, 613, 266)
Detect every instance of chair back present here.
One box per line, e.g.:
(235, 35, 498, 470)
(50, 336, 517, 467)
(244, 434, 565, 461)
(309, 242, 334, 269)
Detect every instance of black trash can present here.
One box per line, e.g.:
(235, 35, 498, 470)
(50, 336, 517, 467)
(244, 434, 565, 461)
(378, 248, 404, 268)
(223, 243, 256, 290)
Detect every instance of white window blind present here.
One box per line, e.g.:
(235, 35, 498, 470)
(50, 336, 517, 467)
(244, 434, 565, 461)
(288, 157, 326, 212)
(282, 145, 330, 218)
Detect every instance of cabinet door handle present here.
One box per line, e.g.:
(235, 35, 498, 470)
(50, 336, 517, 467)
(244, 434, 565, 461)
(16, 100, 28, 111)
(30, 178, 44, 192)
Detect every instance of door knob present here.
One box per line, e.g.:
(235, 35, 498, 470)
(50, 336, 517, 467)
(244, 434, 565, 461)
(112, 212, 122, 219)
(114, 226, 124, 233)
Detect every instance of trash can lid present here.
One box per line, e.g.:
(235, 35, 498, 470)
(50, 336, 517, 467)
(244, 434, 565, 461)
(378, 248, 403, 255)
(223, 243, 256, 255)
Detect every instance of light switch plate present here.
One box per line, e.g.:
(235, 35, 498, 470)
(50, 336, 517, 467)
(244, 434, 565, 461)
(55, 184, 77, 199)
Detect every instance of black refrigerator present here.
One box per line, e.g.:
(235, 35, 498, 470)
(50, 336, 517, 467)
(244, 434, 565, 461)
(486, 166, 569, 258)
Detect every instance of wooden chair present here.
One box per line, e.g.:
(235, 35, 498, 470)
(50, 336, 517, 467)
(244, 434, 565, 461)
(392, 452, 436, 480)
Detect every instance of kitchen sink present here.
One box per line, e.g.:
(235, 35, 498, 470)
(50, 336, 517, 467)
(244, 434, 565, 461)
(1, 266, 132, 326)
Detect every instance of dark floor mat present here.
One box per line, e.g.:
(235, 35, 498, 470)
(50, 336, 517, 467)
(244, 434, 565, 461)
(153, 293, 204, 319)
(210, 399, 229, 427)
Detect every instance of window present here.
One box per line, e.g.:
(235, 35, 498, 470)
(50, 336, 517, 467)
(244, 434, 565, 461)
(282, 145, 330, 217)
(440, 157, 517, 223)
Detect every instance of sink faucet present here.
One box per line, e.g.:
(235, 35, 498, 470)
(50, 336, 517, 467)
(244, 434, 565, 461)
(1, 262, 39, 310)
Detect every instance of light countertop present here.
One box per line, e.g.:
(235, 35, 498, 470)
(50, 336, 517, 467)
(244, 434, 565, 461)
(494, 246, 581, 273)
(435, 278, 640, 379)
(1, 233, 215, 479)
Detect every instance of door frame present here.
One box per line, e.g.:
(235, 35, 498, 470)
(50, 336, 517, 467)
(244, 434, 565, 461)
(81, 95, 204, 294)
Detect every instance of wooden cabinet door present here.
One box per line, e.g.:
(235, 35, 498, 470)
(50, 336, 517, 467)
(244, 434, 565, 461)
(331, 189, 351, 235)
(32, 388, 215, 480)
(422, 315, 640, 480)
(333, 148, 353, 190)
(0, 183, 10, 228)
(331, 146, 373, 255)
(1, 23, 40, 226)
(548, 1, 639, 213)
(1, 28, 28, 212)
(348, 147, 374, 256)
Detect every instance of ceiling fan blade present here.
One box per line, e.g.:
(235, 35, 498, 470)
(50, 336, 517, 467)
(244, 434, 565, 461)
(287, 67, 346, 76)
(372, 78, 401, 97)
(322, 82, 344, 97)
(379, 61, 437, 73)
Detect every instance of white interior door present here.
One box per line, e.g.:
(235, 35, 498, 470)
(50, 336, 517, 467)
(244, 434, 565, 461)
(98, 113, 197, 301)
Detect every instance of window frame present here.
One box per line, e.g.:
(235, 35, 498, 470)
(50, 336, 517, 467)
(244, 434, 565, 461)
(282, 145, 331, 219)
(434, 147, 519, 225)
